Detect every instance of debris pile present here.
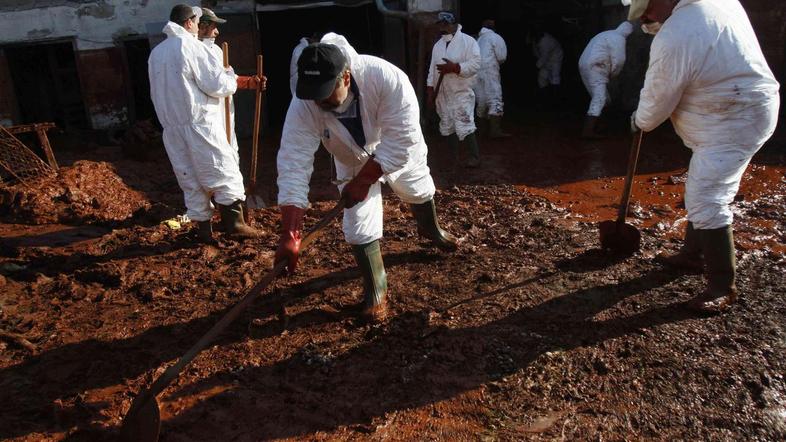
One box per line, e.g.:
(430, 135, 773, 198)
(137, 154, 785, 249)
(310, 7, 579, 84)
(0, 161, 151, 225)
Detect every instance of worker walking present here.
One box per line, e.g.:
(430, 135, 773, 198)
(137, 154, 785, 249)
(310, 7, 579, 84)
(474, 19, 510, 138)
(629, 0, 780, 312)
(578, 21, 634, 138)
(149, 5, 263, 242)
(275, 33, 458, 323)
(427, 11, 482, 168)
(532, 27, 564, 103)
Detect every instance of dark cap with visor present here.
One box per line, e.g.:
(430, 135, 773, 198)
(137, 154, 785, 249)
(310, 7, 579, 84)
(200, 8, 227, 24)
(435, 11, 456, 24)
(296, 43, 348, 100)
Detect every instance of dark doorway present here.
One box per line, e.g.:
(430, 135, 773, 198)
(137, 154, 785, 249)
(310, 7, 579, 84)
(4, 40, 88, 129)
(257, 3, 384, 127)
(121, 38, 155, 124)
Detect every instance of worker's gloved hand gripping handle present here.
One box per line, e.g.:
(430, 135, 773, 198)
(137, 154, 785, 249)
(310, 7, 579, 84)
(275, 206, 306, 274)
(237, 75, 267, 91)
(341, 158, 384, 209)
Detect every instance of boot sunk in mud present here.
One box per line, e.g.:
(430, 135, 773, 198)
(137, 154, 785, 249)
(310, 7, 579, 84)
(688, 225, 738, 313)
(218, 200, 263, 239)
(352, 240, 388, 323)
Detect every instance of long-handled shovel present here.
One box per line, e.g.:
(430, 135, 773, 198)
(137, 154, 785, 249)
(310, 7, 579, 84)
(119, 199, 346, 442)
(222, 42, 232, 145)
(245, 54, 267, 214)
(599, 130, 644, 255)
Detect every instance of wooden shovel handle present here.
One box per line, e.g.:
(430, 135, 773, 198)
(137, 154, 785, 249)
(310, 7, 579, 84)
(250, 55, 263, 185)
(617, 130, 644, 224)
(222, 42, 231, 145)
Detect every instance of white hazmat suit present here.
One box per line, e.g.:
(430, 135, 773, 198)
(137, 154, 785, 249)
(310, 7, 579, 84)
(474, 27, 508, 118)
(149, 22, 246, 223)
(534, 32, 563, 88)
(289, 37, 309, 95)
(427, 25, 481, 140)
(579, 21, 633, 117)
(202, 40, 239, 155)
(635, 0, 780, 230)
(278, 33, 436, 245)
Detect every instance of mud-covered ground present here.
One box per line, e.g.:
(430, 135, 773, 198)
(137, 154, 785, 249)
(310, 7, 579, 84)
(0, 112, 785, 441)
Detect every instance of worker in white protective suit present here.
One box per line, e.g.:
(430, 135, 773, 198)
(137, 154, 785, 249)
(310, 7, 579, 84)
(275, 34, 459, 323)
(628, 0, 780, 313)
(474, 19, 510, 138)
(578, 21, 634, 138)
(532, 27, 564, 103)
(427, 11, 482, 168)
(198, 9, 237, 155)
(149, 5, 263, 242)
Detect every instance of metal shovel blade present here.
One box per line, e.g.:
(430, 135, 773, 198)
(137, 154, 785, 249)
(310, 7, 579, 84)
(599, 219, 641, 255)
(246, 192, 266, 209)
(119, 394, 161, 442)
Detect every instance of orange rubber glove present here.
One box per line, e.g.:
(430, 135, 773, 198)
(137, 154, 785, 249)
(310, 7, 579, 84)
(274, 205, 305, 274)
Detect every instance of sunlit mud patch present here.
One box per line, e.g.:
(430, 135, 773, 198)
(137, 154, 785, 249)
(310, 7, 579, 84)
(0, 161, 151, 225)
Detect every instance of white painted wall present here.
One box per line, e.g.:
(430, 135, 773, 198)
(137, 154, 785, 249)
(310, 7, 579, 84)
(408, 0, 451, 13)
(0, 0, 198, 50)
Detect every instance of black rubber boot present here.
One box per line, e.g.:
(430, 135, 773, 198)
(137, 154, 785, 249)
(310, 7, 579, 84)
(410, 199, 459, 252)
(446, 133, 461, 175)
(195, 220, 216, 244)
(581, 115, 604, 139)
(464, 131, 481, 168)
(351, 240, 388, 323)
(218, 200, 262, 239)
(691, 225, 737, 313)
(489, 115, 510, 138)
(656, 221, 703, 272)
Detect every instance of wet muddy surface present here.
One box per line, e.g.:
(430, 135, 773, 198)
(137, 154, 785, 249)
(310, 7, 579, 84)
(0, 112, 784, 440)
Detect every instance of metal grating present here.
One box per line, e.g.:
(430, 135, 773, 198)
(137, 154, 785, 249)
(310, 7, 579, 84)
(0, 125, 55, 188)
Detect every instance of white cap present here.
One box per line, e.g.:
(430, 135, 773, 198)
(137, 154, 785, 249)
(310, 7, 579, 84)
(627, 0, 649, 20)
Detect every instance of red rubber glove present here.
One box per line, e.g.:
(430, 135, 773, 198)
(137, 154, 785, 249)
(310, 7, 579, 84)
(275, 205, 305, 274)
(341, 158, 384, 209)
(237, 75, 267, 91)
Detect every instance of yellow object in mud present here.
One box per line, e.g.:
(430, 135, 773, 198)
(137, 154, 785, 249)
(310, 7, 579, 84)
(162, 219, 182, 230)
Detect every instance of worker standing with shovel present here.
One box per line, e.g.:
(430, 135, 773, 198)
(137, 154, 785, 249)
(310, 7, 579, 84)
(627, 0, 780, 312)
(276, 33, 459, 323)
(148, 5, 264, 242)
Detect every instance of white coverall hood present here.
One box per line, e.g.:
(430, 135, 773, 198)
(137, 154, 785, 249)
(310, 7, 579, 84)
(634, 0, 780, 229)
(289, 37, 310, 95)
(149, 21, 245, 222)
(427, 25, 481, 140)
(278, 33, 435, 245)
(474, 27, 508, 117)
(578, 21, 634, 116)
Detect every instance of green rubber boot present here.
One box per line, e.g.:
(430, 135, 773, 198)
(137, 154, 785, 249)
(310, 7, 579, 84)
(410, 199, 459, 252)
(692, 225, 737, 313)
(218, 200, 262, 239)
(656, 221, 703, 272)
(351, 240, 388, 322)
(464, 131, 481, 168)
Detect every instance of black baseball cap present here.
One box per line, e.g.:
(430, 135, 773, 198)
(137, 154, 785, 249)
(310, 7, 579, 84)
(200, 8, 227, 24)
(296, 43, 347, 100)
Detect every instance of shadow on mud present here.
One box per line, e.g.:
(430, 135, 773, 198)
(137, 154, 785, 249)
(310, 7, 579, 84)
(44, 260, 701, 440)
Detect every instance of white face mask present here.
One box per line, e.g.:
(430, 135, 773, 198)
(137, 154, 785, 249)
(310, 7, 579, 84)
(441, 33, 454, 43)
(641, 22, 662, 35)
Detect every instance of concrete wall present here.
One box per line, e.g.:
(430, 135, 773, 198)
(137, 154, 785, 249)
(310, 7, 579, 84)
(0, 0, 196, 129)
